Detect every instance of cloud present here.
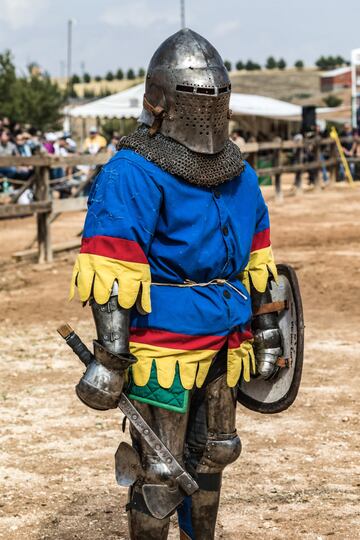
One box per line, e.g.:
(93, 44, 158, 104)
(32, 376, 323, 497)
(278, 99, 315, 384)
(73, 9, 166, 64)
(100, 0, 179, 28)
(0, 0, 48, 29)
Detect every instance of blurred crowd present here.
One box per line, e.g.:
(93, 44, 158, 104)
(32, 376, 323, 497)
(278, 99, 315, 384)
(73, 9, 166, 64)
(231, 123, 360, 184)
(0, 117, 120, 202)
(1, 115, 359, 203)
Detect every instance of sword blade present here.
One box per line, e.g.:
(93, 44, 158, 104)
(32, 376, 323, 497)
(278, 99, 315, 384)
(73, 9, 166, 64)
(118, 394, 198, 496)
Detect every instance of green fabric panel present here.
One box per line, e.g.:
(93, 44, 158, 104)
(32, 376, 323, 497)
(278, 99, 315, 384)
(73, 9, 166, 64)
(127, 361, 189, 414)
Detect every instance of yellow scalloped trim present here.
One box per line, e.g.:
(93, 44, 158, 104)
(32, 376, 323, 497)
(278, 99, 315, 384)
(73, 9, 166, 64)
(69, 253, 152, 313)
(129, 340, 256, 390)
(239, 246, 278, 293)
(227, 340, 256, 386)
(129, 341, 216, 390)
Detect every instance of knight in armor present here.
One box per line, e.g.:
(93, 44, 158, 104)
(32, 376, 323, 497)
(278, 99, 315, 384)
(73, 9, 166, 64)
(68, 28, 294, 540)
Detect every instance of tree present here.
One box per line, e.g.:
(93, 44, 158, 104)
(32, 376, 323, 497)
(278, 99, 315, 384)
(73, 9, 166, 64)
(235, 61, 244, 71)
(138, 67, 145, 77)
(0, 50, 65, 130)
(83, 72, 91, 83)
(335, 55, 346, 66)
(294, 60, 304, 70)
(224, 60, 232, 72)
(266, 56, 277, 69)
(0, 50, 17, 118)
(71, 73, 80, 84)
(245, 60, 261, 71)
(127, 68, 135, 80)
(116, 68, 124, 80)
(105, 71, 114, 81)
(278, 58, 286, 70)
(94, 75, 102, 82)
(323, 94, 342, 107)
(315, 55, 348, 70)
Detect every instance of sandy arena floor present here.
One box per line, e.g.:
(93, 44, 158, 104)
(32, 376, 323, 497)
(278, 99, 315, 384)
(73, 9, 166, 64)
(0, 183, 359, 540)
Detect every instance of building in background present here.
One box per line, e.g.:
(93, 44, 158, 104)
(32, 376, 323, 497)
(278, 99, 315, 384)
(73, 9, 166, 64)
(320, 67, 351, 92)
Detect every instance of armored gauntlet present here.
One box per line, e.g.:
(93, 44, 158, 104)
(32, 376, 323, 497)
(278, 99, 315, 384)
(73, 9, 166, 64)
(75, 286, 137, 411)
(251, 284, 282, 379)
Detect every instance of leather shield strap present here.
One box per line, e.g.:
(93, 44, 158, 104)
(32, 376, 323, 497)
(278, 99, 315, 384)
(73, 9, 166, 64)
(143, 95, 166, 136)
(253, 300, 288, 317)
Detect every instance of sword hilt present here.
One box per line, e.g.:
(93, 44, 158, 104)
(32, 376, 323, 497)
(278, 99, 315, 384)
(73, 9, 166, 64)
(57, 323, 93, 367)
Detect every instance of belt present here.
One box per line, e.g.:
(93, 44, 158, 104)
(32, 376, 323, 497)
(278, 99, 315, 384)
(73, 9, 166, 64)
(152, 278, 248, 300)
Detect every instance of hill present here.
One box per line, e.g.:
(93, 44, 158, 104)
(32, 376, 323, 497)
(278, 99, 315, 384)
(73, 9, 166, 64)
(230, 68, 350, 107)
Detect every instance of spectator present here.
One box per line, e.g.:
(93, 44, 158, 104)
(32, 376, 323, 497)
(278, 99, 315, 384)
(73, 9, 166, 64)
(340, 122, 356, 180)
(82, 126, 107, 155)
(43, 132, 57, 154)
(0, 130, 19, 182)
(63, 131, 77, 153)
(107, 135, 120, 155)
(14, 133, 33, 180)
(16, 133, 32, 157)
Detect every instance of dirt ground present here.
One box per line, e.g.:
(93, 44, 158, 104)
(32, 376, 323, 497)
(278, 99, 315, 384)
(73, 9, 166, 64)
(0, 183, 359, 540)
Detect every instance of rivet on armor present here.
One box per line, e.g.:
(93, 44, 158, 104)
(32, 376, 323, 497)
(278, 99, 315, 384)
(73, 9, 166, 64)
(166, 458, 172, 463)
(132, 414, 138, 420)
(143, 429, 149, 435)
(155, 444, 161, 450)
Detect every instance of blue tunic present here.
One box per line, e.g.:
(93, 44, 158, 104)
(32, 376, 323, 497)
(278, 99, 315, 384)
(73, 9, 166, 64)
(70, 148, 277, 389)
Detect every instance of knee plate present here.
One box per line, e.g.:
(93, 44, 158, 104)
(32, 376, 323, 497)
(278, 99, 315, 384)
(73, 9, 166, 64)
(196, 432, 242, 474)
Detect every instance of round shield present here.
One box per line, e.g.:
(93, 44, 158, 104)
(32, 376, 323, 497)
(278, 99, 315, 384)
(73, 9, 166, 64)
(237, 264, 304, 414)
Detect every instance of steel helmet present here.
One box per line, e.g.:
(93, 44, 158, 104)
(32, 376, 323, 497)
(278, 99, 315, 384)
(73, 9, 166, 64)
(141, 28, 231, 154)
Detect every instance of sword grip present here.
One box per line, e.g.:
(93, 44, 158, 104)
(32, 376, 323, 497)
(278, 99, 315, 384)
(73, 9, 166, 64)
(57, 323, 93, 367)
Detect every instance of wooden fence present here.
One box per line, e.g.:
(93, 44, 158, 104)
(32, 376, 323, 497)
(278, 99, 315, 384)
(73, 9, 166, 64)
(0, 137, 358, 263)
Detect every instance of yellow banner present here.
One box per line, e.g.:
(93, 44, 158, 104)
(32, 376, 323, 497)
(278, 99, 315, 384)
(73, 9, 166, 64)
(330, 127, 354, 186)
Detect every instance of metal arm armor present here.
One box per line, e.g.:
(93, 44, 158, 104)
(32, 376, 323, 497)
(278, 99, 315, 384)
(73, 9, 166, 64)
(251, 283, 282, 379)
(90, 283, 137, 370)
(91, 296, 131, 355)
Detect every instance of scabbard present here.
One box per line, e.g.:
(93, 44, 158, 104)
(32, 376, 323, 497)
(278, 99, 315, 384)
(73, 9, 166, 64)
(58, 323, 198, 496)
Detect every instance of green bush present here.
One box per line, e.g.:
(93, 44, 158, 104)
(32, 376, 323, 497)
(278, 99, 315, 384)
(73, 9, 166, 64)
(323, 94, 342, 107)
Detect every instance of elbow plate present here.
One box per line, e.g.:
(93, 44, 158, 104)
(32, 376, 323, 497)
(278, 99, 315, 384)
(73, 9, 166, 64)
(237, 263, 304, 414)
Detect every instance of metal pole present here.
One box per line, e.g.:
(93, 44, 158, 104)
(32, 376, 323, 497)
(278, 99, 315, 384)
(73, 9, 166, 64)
(351, 48, 360, 130)
(180, 0, 185, 29)
(67, 19, 72, 94)
(351, 58, 357, 129)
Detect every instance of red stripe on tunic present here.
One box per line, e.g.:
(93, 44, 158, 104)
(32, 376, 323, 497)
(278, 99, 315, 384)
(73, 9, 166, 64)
(130, 327, 227, 351)
(228, 328, 253, 349)
(81, 235, 148, 264)
(251, 228, 270, 252)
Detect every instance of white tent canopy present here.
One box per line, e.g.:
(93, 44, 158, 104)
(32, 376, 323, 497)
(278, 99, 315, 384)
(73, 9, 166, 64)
(69, 83, 305, 120)
(69, 83, 334, 121)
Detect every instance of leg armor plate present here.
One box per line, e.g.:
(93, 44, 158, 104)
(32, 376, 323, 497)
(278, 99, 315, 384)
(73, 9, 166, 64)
(179, 373, 240, 540)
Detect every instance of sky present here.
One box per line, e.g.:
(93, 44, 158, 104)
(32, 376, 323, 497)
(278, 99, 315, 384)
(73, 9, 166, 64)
(0, 0, 359, 77)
